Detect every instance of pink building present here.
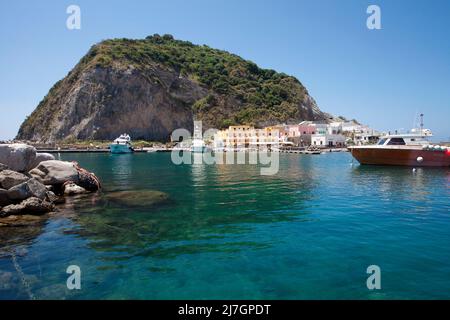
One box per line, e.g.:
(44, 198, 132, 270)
(298, 121, 317, 135)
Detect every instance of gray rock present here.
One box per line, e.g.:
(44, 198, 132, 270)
(30, 152, 55, 170)
(0, 197, 54, 216)
(63, 182, 87, 195)
(29, 160, 79, 185)
(0, 144, 37, 172)
(0, 170, 30, 190)
(45, 190, 64, 204)
(0, 188, 10, 206)
(0, 163, 9, 172)
(7, 178, 47, 201)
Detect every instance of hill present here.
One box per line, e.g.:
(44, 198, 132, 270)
(17, 34, 329, 142)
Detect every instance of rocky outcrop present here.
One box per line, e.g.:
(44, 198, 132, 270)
(0, 197, 54, 217)
(7, 178, 48, 201)
(0, 144, 37, 172)
(0, 144, 101, 218)
(31, 153, 55, 169)
(0, 170, 30, 190)
(0, 144, 57, 173)
(30, 160, 80, 185)
(16, 36, 329, 143)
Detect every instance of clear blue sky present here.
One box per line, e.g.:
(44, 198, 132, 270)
(1, 0, 449, 141)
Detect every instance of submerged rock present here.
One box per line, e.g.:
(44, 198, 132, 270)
(0, 170, 30, 190)
(7, 178, 47, 201)
(105, 190, 170, 208)
(29, 160, 79, 185)
(0, 144, 37, 172)
(0, 197, 54, 217)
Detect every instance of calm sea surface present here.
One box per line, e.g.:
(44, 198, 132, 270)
(0, 152, 449, 299)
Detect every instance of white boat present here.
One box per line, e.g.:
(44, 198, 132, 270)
(191, 138, 206, 153)
(191, 121, 207, 152)
(110, 134, 134, 154)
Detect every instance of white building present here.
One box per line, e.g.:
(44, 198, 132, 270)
(311, 134, 346, 147)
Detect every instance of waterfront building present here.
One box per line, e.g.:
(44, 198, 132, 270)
(353, 131, 382, 145)
(327, 122, 343, 135)
(311, 133, 346, 147)
(341, 121, 362, 133)
(214, 125, 289, 150)
(298, 121, 316, 135)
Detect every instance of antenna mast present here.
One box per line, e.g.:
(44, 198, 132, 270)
(420, 113, 424, 131)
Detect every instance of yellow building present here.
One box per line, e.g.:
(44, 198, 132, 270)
(214, 125, 286, 149)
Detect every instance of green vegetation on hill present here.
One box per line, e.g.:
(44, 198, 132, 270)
(81, 34, 320, 127)
(17, 34, 327, 142)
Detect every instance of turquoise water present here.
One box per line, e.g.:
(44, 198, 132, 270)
(0, 152, 449, 299)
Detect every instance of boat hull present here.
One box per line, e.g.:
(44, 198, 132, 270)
(110, 144, 134, 154)
(349, 147, 450, 167)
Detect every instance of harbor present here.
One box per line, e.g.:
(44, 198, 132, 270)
(1, 0, 450, 304)
(1, 151, 449, 299)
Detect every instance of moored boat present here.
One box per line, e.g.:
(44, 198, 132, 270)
(191, 138, 206, 153)
(349, 128, 450, 167)
(110, 134, 134, 154)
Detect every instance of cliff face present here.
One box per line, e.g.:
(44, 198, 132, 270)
(17, 35, 328, 142)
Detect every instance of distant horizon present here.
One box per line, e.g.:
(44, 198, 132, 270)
(1, 0, 449, 141)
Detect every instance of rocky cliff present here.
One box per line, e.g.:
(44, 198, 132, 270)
(17, 34, 329, 142)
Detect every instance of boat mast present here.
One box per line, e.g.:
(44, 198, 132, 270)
(420, 113, 424, 132)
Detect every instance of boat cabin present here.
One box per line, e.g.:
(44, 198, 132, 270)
(377, 129, 432, 147)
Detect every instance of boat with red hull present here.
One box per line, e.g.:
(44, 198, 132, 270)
(349, 129, 450, 167)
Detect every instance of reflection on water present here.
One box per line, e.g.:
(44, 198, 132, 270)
(0, 152, 449, 299)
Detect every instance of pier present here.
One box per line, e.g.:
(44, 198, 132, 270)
(35, 147, 349, 154)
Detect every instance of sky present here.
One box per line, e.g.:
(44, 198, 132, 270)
(0, 0, 449, 141)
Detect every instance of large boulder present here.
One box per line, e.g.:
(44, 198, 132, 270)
(0, 170, 30, 190)
(7, 178, 47, 201)
(0, 163, 9, 172)
(30, 152, 56, 170)
(29, 160, 79, 185)
(0, 144, 37, 172)
(0, 197, 54, 217)
(0, 188, 10, 206)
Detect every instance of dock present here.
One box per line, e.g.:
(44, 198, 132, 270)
(36, 147, 349, 154)
(36, 148, 168, 153)
(279, 147, 349, 154)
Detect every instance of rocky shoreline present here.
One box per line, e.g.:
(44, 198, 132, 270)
(0, 144, 100, 223)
